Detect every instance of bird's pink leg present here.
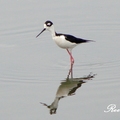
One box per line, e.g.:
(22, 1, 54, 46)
(66, 49, 74, 77)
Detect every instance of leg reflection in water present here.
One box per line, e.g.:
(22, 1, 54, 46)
(40, 73, 96, 115)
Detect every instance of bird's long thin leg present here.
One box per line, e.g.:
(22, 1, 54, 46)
(66, 49, 74, 78)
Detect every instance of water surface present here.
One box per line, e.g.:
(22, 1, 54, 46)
(0, 0, 120, 120)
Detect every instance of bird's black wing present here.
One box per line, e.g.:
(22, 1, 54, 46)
(56, 33, 92, 44)
(65, 34, 93, 44)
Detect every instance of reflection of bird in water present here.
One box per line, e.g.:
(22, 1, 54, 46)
(36, 20, 94, 76)
(40, 73, 95, 115)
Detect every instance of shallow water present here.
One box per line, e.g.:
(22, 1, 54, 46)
(0, 0, 120, 119)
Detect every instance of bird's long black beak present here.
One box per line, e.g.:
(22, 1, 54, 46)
(36, 28, 46, 38)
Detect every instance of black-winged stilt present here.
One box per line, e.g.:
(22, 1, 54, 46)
(36, 20, 93, 76)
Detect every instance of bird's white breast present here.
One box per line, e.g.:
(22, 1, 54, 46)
(52, 35, 77, 49)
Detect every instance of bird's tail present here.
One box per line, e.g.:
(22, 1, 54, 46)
(85, 40, 95, 43)
(78, 38, 95, 43)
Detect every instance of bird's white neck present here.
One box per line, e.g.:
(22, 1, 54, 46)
(48, 25, 56, 37)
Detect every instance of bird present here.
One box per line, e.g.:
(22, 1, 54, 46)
(36, 20, 93, 76)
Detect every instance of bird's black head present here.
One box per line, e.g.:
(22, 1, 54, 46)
(45, 20, 53, 27)
(36, 20, 53, 38)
